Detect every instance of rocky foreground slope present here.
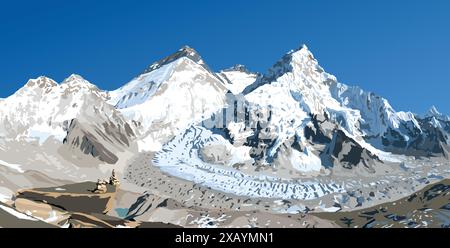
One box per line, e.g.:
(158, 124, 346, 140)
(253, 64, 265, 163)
(314, 179, 450, 228)
(0, 173, 178, 228)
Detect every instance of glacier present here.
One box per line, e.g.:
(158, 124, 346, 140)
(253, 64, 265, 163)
(153, 126, 345, 200)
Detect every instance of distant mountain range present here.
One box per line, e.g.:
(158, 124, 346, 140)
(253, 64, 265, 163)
(0, 44, 449, 227)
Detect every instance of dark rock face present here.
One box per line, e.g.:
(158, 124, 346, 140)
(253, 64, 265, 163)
(64, 120, 119, 164)
(381, 128, 409, 148)
(410, 117, 449, 155)
(324, 130, 381, 172)
(246, 120, 278, 165)
(380, 117, 450, 157)
(126, 193, 168, 220)
(63, 118, 136, 164)
(126, 192, 185, 223)
(80, 134, 118, 163)
(304, 113, 334, 144)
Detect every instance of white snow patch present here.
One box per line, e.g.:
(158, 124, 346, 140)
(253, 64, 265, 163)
(0, 159, 25, 173)
(316, 206, 341, 212)
(190, 214, 227, 228)
(116, 225, 132, 228)
(217, 70, 257, 95)
(108, 61, 176, 108)
(289, 148, 322, 174)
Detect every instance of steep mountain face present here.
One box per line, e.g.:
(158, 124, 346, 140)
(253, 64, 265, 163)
(405, 115, 450, 157)
(108, 46, 228, 151)
(204, 46, 385, 173)
(62, 97, 137, 164)
(423, 106, 450, 148)
(237, 45, 449, 162)
(149, 44, 450, 199)
(330, 83, 449, 156)
(427, 106, 450, 122)
(0, 75, 136, 164)
(329, 83, 421, 139)
(0, 75, 106, 143)
(323, 129, 382, 172)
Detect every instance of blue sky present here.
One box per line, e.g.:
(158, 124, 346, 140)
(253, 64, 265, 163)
(0, 0, 449, 115)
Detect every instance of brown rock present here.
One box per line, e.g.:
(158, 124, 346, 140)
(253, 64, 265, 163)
(0, 202, 57, 228)
(14, 198, 70, 225)
(16, 181, 116, 214)
(93, 179, 108, 194)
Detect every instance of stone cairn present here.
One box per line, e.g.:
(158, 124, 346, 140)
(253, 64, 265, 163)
(93, 170, 120, 194)
(94, 179, 108, 194)
(109, 169, 120, 186)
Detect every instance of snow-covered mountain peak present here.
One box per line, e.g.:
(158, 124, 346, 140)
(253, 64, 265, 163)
(25, 76, 58, 89)
(60, 74, 107, 99)
(275, 44, 314, 67)
(14, 76, 59, 98)
(274, 43, 326, 82)
(241, 43, 430, 154)
(179, 45, 199, 57)
(107, 46, 228, 151)
(243, 44, 331, 94)
(109, 45, 226, 109)
(142, 45, 208, 74)
(428, 105, 442, 118)
(0, 74, 116, 144)
(288, 44, 312, 57)
(222, 64, 251, 73)
(61, 74, 96, 88)
(62, 74, 86, 83)
(108, 45, 217, 107)
(284, 44, 318, 69)
(244, 44, 341, 114)
(426, 105, 449, 121)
